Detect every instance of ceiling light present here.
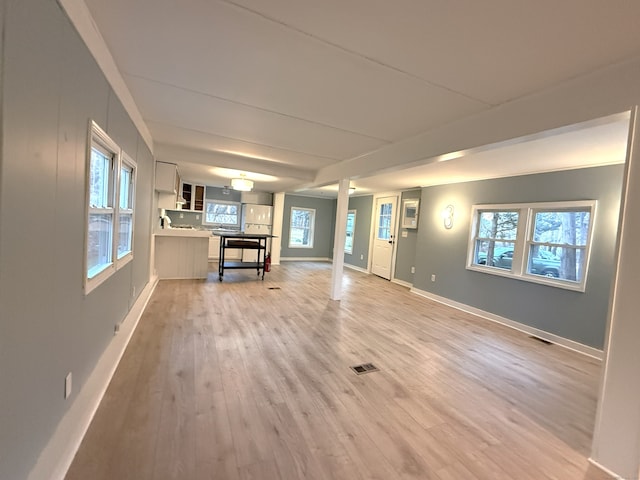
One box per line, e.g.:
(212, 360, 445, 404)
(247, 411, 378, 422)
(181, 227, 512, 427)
(349, 187, 356, 195)
(231, 174, 254, 191)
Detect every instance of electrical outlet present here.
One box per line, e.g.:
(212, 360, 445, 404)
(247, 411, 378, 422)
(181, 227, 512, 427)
(179, 213, 184, 218)
(431, 274, 436, 282)
(411, 266, 415, 274)
(65, 372, 72, 399)
(360, 254, 364, 260)
(196, 214, 200, 220)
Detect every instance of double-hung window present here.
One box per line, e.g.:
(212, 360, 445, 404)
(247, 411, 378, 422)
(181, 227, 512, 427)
(85, 121, 136, 294)
(117, 153, 136, 262)
(467, 201, 596, 291)
(289, 207, 315, 248)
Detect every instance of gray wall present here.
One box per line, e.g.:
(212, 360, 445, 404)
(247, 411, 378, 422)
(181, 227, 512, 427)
(344, 194, 373, 269)
(413, 165, 624, 349)
(206, 185, 242, 202)
(0, 1, 154, 478)
(281, 194, 336, 258)
(394, 189, 422, 283)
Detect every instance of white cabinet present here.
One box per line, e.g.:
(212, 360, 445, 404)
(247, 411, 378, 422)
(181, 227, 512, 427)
(156, 162, 179, 193)
(240, 191, 273, 205)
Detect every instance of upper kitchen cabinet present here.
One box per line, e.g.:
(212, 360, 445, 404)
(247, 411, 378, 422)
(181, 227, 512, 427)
(181, 182, 205, 211)
(240, 191, 273, 206)
(155, 161, 179, 193)
(156, 162, 182, 210)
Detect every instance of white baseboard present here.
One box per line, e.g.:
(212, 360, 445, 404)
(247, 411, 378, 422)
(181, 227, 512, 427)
(411, 287, 603, 360)
(280, 257, 331, 262)
(391, 278, 413, 289)
(344, 263, 369, 274)
(588, 458, 623, 479)
(28, 275, 159, 480)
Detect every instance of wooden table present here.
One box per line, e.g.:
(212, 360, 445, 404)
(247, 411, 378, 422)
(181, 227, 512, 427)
(216, 232, 274, 281)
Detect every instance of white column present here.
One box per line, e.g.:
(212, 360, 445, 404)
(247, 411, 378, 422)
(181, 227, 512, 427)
(330, 178, 350, 300)
(271, 192, 285, 265)
(591, 107, 640, 479)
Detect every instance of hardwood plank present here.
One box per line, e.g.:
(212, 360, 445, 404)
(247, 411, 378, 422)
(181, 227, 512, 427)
(65, 262, 612, 480)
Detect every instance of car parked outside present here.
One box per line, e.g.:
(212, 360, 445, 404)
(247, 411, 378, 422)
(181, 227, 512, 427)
(475, 248, 561, 277)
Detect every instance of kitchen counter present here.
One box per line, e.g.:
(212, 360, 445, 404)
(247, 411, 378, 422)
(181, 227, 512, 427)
(154, 228, 212, 238)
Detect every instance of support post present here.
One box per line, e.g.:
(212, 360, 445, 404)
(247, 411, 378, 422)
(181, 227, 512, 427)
(591, 106, 640, 479)
(330, 178, 350, 300)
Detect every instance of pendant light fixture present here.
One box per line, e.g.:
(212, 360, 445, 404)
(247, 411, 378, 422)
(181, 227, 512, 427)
(231, 173, 254, 191)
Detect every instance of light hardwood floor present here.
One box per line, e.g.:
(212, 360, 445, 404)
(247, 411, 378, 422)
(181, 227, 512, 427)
(65, 262, 612, 480)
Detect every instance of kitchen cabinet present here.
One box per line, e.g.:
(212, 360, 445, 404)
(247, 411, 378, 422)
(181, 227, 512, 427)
(155, 162, 179, 193)
(240, 191, 273, 206)
(181, 182, 205, 211)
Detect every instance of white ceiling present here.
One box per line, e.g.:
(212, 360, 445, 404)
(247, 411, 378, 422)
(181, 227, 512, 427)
(83, 0, 640, 195)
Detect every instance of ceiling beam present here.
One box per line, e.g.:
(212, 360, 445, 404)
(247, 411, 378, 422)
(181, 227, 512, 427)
(155, 144, 316, 181)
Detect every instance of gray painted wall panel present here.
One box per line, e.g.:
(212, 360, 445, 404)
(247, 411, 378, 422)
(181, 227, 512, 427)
(413, 166, 624, 349)
(281, 194, 336, 258)
(394, 189, 421, 283)
(0, 1, 154, 478)
(344, 194, 373, 269)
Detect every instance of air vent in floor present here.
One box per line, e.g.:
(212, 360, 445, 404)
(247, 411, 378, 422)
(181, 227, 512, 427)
(268, 286, 281, 290)
(350, 363, 379, 375)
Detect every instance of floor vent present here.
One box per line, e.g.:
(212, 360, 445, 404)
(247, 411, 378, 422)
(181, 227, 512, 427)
(268, 286, 281, 290)
(350, 363, 379, 375)
(530, 335, 552, 345)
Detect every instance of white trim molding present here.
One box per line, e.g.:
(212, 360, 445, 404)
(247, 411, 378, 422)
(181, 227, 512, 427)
(280, 257, 331, 262)
(392, 278, 413, 289)
(344, 263, 369, 274)
(411, 287, 603, 360)
(27, 275, 159, 480)
(587, 458, 623, 480)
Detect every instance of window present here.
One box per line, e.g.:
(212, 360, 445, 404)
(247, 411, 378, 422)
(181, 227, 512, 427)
(117, 153, 136, 262)
(467, 201, 596, 291)
(85, 121, 136, 294)
(289, 207, 315, 248)
(345, 210, 356, 254)
(203, 200, 240, 227)
(472, 210, 520, 268)
(377, 202, 393, 240)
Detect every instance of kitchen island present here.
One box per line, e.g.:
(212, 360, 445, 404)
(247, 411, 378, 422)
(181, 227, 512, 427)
(216, 232, 275, 281)
(154, 229, 211, 279)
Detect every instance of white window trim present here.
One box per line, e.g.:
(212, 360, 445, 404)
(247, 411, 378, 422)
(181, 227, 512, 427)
(116, 151, 136, 270)
(84, 121, 136, 295)
(289, 207, 315, 249)
(466, 200, 597, 292)
(202, 199, 241, 227)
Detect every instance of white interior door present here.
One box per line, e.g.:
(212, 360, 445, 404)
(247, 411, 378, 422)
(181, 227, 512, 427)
(371, 195, 398, 280)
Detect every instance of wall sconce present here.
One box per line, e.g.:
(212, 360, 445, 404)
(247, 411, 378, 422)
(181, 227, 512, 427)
(442, 205, 454, 229)
(348, 187, 356, 195)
